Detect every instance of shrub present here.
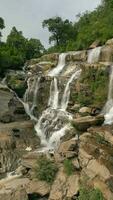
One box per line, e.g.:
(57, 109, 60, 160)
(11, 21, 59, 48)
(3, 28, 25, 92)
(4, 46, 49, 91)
(35, 156, 58, 184)
(63, 159, 74, 176)
(77, 187, 104, 200)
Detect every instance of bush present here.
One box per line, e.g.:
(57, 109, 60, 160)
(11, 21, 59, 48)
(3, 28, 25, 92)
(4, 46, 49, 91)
(35, 156, 58, 184)
(77, 187, 104, 200)
(63, 159, 74, 176)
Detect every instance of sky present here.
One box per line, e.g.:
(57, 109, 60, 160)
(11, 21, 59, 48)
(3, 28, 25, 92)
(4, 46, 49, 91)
(0, 0, 101, 48)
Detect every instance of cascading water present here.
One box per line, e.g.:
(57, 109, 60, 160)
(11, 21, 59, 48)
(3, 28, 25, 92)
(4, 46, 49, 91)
(48, 78, 59, 109)
(87, 47, 102, 64)
(103, 66, 113, 124)
(2, 53, 81, 152)
(48, 53, 67, 77)
(34, 68, 81, 151)
(22, 76, 41, 121)
(61, 69, 82, 111)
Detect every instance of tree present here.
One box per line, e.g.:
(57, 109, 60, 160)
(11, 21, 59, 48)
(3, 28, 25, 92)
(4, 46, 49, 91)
(0, 17, 5, 40)
(7, 27, 27, 53)
(42, 17, 76, 47)
(26, 38, 44, 60)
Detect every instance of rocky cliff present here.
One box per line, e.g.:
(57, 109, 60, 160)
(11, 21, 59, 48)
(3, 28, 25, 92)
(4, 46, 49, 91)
(0, 38, 113, 200)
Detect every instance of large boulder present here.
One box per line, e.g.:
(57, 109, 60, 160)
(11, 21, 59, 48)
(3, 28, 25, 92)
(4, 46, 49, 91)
(0, 178, 29, 200)
(100, 46, 113, 63)
(78, 130, 113, 199)
(0, 121, 39, 150)
(66, 50, 87, 62)
(0, 83, 27, 123)
(72, 115, 104, 131)
(49, 168, 79, 200)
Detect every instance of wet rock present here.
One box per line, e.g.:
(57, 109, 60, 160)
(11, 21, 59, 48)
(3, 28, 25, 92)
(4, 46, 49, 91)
(72, 115, 104, 131)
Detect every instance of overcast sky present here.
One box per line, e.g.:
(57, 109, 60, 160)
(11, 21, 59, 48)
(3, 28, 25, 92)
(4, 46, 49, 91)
(0, 0, 101, 48)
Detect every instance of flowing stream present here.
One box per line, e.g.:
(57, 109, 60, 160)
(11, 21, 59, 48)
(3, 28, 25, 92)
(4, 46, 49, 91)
(103, 66, 113, 124)
(87, 47, 102, 64)
(48, 53, 67, 76)
(22, 53, 81, 151)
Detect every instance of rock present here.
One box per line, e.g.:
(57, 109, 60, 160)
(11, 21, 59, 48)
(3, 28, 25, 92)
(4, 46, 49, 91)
(89, 40, 100, 49)
(93, 177, 113, 200)
(72, 115, 104, 131)
(54, 138, 78, 162)
(79, 107, 91, 114)
(66, 50, 87, 62)
(0, 131, 18, 174)
(0, 88, 14, 123)
(0, 178, 29, 200)
(26, 180, 50, 197)
(0, 121, 39, 150)
(6, 71, 27, 98)
(49, 168, 79, 200)
(100, 46, 113, 63)
(0, 85, 27, 123)
(106, 38, 113, 46)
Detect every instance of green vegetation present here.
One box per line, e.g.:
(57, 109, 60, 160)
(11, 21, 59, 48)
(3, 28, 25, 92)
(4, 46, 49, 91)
(0, 0, 113, 75)
(95, 133, 108, 145)
(71, 66, 109, 108)
(35, 156, 58, 184)
(77, 187, 104, 200)
(63, 159, 74, 176)
(42, 0, 113, 52)
(0, 24, 44, 76)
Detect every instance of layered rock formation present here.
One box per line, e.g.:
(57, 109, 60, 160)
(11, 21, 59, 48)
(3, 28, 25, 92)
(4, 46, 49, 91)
(1, 38, 113, 199)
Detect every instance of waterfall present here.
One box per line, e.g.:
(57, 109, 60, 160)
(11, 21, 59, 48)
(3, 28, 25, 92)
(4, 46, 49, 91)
(2, 53, 81, 152)
(87, 47, 102, 64)
(48, 78, 59, 109)
(34, 68, 81, 151)
(22, 76, 41, 121)
(48, 53, 67, 77)
(61, 69, 82, 111)
(103, 66, 113, 124)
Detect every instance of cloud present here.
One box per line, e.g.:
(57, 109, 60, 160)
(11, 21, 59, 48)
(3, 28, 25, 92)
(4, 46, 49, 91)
(0, 0, 101, 48)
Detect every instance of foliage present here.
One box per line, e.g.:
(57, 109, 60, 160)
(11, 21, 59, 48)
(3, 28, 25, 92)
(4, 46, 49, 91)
(0, 25, 44, 76)
(35, 156, 58, 184)
(77, 187, 104, 200)
(63, 159, 74, 176)
(42, 1, 113, 52)
(0, 17, 5, 38)
(72, 67, 109, 107)
(42, 17, 76, 49)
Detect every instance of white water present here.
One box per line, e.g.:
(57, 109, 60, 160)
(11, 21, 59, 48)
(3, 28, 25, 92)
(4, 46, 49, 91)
(48, 78, 59, 109)
(23, 76, 40, 121)
(61, 69, 82, 111)
(48, 53, 67, 77)
(103, 66, 113, 124)
(2, 53, 81, 152)
(88, 47, 102, 64)
(34, 68, 81, 150)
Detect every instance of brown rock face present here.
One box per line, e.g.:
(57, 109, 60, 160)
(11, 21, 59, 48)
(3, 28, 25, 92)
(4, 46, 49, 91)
(100, 46, 113, 63)
(49, 168, 79, 200)
(0, 178, 29, 200)
(72, 115, 104, 131)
